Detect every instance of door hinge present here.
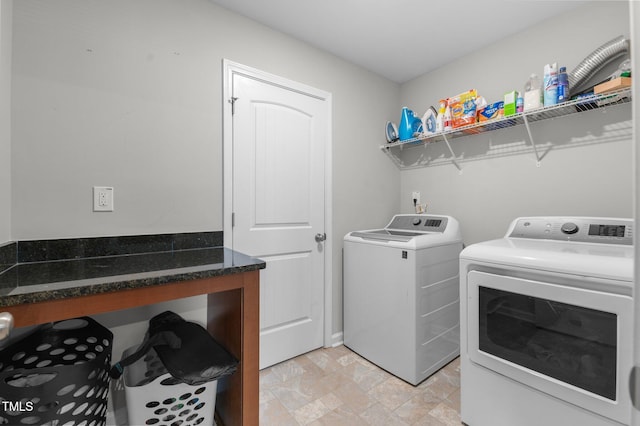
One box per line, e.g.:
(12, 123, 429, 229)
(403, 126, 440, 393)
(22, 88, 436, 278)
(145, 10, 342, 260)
(231, 212, 235, 228)
(229, 97, 238, 115)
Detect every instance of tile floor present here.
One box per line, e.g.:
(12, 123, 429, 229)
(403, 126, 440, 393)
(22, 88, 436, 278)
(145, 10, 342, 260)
(259, 345, 461, 425)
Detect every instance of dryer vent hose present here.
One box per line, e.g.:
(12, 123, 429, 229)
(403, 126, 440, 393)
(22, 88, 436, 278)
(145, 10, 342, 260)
(569, 35, 630, 94)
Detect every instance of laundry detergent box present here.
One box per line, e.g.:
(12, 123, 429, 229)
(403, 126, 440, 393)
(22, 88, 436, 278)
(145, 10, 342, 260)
(449, 89, 478, 128)
(478, 101, 504, 122)
(503, 90, 519, 117)
(478, 101, 505, 130)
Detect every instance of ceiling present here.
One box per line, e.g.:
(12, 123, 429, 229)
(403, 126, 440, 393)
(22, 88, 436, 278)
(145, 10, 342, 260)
(209, 0, 589, 83)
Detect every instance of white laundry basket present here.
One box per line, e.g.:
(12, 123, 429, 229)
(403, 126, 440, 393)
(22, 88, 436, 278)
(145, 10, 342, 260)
(122, 346, 217, 426)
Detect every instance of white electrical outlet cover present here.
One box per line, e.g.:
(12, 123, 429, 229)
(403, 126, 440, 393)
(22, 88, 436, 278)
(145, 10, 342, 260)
(93, 186, 114, 212)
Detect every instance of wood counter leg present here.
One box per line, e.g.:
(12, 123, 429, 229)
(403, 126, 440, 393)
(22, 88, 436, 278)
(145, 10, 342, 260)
(207, 271, 260, 426)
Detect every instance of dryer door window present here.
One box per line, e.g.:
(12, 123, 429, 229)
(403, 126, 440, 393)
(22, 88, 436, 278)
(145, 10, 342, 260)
(467, 270, 633, 424)
(479, 286, 617, 400)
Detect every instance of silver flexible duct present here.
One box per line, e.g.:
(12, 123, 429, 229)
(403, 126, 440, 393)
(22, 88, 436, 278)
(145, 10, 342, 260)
(569, 35, 629, 93)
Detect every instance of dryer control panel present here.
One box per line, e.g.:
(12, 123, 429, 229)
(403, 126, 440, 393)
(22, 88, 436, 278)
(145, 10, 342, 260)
(507, 217, 633, 245)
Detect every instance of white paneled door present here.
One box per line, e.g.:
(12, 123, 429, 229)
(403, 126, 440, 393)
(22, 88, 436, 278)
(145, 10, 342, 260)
(225, 64, 330, 369)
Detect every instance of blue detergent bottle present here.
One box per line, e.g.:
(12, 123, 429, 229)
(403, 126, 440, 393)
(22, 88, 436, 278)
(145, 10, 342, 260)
(399, 107, 421, 141)
(557, 66, 569, 103)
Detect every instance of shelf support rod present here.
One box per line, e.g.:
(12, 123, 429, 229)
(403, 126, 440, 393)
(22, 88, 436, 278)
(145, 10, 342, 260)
(522, 114, 542, 166)
(442, 134, 462, 171)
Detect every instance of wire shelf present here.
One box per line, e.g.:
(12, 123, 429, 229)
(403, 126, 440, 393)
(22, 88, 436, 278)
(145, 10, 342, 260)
(381, 88, 631, 151)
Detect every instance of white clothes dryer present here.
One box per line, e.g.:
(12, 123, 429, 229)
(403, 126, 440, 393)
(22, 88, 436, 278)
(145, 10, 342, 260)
(460, 217, 634, 426)
(344, 214, 463, 385)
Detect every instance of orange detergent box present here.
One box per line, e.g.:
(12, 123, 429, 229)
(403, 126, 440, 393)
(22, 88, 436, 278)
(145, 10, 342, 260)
(478, 101, 504, 121)
(449, 89, 478, 128)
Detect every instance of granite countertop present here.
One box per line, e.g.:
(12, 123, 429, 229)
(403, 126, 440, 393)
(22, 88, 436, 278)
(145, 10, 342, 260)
(0, 247, 265, 308)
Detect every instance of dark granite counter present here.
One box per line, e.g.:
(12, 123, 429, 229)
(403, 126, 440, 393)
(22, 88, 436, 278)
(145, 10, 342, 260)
(0, 247, 265, 308)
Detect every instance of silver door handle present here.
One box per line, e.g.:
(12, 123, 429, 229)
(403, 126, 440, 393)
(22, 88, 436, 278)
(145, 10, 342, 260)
(0, 312, 14, 341)
(315, 233, 327, 243)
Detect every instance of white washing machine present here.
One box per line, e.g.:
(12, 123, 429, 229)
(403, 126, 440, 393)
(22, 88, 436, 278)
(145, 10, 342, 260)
(343, 214, 463, 385)
(460, 217, 634, 426)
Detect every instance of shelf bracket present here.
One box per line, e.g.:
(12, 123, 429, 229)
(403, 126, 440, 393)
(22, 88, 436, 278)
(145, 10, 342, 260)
(442, 134, 462, 172)
(522, 114, 542, 167)
(381, 146, 404, 168)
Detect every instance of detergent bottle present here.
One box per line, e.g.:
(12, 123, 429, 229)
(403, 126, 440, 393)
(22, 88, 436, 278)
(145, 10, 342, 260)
(436, 100, 447, 133)
(557, 66, 569, 103)
(443, 102, 452, 131)
(398, 107, 421, 141)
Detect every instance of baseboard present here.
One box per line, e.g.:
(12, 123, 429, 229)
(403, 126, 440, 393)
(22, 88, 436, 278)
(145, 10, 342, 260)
(330, 331, 343, 347)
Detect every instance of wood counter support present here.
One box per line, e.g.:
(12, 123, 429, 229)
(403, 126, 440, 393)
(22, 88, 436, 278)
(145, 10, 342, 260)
(3, 270, 260, 426)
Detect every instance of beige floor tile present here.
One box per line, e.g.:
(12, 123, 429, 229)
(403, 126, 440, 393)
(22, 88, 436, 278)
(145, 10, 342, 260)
(259, 387, 276, 405)
(359, 402, 409, 426)
(428, 402, 462, 426)
(259, 346, 462, 426)
(270, 358, 306, 381)
(435, 365, 460, 388)
(260, 398, 299, 426)
(333, 380, 377, 414)
(296, 353, 328, 377)
(419, 374, 459, 401)
(319, 392, 343, 411)
(413, 413, 449, 426)
(339, 358, 388, 392)
(368, 375, 418, 411)
(336, 351, 361, 366)
(293, 399, 331, 425)
(269, 379, 315, 412)
(323, 345, 353, 360)
(392, 392, 442, 425)
(260, 367, 283, 388)
(317, 369, 352, 390)
(444, 388, 460, 412)
(306, 349, 343, 373)
(308, 405, 369, 426)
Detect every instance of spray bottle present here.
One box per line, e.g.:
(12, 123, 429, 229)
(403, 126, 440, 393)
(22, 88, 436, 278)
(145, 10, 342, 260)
(436, 99, 447, 133)
(443, 100, 452, 131)
(543, 63, 558, 107)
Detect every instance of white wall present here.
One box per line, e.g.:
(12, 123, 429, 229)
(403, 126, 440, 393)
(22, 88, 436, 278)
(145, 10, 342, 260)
(10, 0, 400, 337)
(399, 2, 632, 245)
(0, 0, 11, 244)
(11, 0, 399, 242)
(11, 0, 631, 352)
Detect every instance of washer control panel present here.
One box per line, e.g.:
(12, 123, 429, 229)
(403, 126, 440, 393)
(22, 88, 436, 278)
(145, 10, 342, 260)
(508, 217, 633, 245)
(386, 215, 448, 233)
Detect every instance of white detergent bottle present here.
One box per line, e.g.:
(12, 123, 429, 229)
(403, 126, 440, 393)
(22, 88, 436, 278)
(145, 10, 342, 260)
(443, 102, 452, 131)
(436, 99, 446, 133)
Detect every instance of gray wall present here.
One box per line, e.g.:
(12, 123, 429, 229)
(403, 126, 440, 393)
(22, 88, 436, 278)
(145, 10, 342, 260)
(398, 2, 632, 245)
(10, 1, 400, 343)
(0, 0, 11, 244)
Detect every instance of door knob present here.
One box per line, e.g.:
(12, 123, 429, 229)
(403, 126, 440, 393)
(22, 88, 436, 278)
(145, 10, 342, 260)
(0, 312, 14, 341)
(315, 233, 327, 243)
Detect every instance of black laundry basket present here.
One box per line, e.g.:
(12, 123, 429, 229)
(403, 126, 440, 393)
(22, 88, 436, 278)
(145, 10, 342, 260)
(0, 316, 113, 426)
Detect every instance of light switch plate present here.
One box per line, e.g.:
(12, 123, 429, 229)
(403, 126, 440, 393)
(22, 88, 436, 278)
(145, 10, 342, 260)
(93, 186, 114, 212)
